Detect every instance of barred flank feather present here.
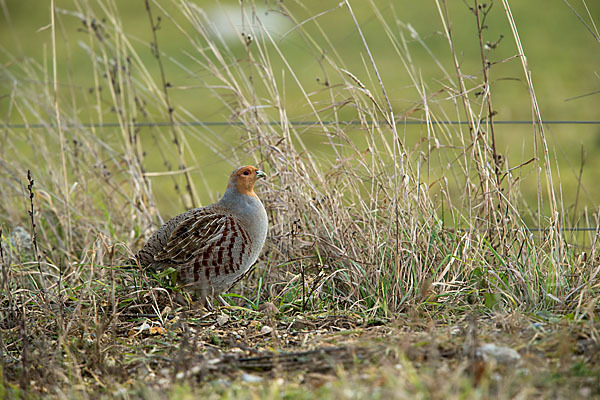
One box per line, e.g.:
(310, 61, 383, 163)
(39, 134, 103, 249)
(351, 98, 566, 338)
(135, 166, 268, 298)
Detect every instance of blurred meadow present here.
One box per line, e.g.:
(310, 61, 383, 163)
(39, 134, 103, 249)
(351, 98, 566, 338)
(1, 0, 600, 398)
(2, 0, 599, 214)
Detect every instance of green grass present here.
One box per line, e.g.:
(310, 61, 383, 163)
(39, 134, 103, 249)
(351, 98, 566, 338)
(1, 0, 600, 398)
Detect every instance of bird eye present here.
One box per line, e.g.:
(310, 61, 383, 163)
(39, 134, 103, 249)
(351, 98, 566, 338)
(243, 170, 250, 176)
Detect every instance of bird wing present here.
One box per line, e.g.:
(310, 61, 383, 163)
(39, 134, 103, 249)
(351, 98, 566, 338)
(151, 208, 232, 265)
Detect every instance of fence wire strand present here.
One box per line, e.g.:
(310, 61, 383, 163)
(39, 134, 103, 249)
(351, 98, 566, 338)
(1, 120, 600, 129)
(3, 119, 598, 233)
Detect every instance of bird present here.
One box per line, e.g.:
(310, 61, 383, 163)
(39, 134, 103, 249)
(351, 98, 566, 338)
(134, 165, 268, 305)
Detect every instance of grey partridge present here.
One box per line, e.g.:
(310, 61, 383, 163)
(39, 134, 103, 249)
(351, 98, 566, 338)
(135, 166, 268, 301)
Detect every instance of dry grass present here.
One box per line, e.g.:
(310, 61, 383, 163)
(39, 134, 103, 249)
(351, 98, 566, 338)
(1, 0, 599, 398)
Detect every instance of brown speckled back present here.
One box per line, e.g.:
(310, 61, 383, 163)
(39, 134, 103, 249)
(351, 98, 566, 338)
(135, 166, 268, 298)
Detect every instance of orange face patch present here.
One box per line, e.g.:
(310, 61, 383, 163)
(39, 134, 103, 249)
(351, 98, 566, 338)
(228, 166, 265, 196)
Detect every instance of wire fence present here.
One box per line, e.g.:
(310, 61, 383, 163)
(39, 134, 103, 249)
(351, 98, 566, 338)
(3, 118, 599, 232)
(2, 120, 600, 129)
(458, 227, 600, 233)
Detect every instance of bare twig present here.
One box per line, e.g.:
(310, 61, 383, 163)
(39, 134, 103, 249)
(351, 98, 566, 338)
(473, 0, 501, 187)
(144, 0, 199, 208)
(27, 170, 48, 303)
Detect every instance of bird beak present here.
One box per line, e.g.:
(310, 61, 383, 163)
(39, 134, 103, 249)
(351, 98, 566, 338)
(256, 170, 266, 179)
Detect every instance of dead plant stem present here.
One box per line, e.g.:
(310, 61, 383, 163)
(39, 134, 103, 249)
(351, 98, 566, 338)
(50, 0, 73, 261)
(145, 0, 199, 208)
(473, 0, 500, 187)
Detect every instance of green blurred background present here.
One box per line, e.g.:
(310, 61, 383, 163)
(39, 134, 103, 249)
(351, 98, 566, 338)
(1, 0, 599, 220)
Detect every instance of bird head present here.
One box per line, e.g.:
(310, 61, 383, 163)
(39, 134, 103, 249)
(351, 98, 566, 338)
(227, 165, 266, 197)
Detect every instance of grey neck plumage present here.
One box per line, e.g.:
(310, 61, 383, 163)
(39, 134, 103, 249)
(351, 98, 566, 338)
(218, 187, 264, 219)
